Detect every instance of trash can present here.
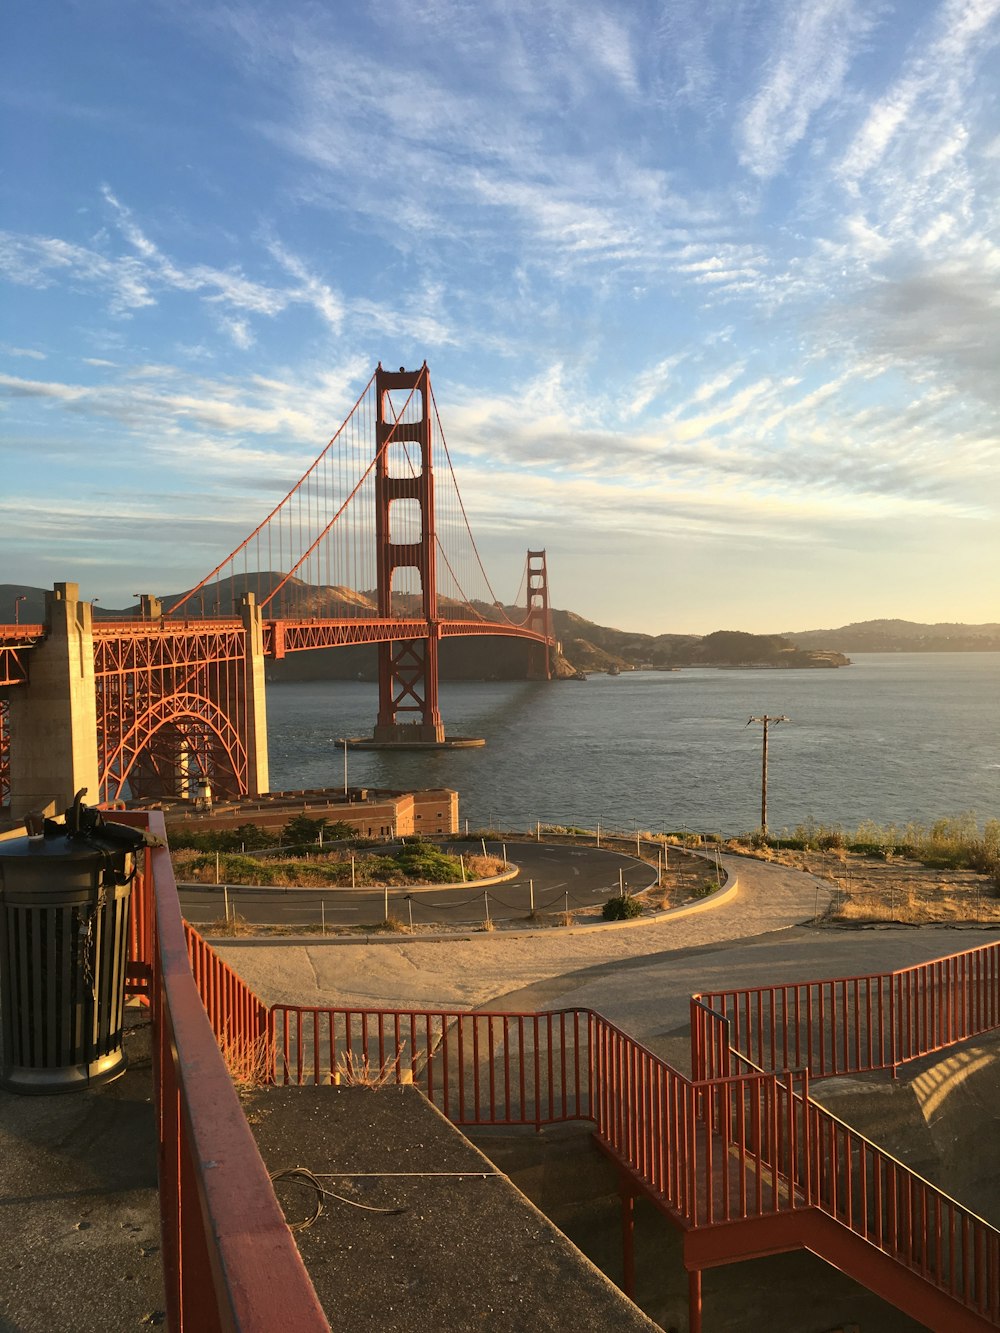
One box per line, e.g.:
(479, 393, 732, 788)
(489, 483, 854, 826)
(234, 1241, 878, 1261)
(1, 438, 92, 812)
(0, 792, 148, 1094)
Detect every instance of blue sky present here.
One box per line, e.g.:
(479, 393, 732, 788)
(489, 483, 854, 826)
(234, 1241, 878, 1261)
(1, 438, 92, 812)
(2, 0, 998, 634)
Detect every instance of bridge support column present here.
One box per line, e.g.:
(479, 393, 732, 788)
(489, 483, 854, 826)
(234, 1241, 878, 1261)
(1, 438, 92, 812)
(241, 595, 269, 796)
(372, 363, 446, 744)
(374, 637, 445, 743)
(526, 549, 553, 681)
(688, 1267, 702, 1333)
(7, 582, 99, 818)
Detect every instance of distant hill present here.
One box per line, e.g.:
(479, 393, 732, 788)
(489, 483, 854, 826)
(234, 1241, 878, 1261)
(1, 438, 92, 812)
(545, 614, 848, 671)
(785, 619, 1000, 653)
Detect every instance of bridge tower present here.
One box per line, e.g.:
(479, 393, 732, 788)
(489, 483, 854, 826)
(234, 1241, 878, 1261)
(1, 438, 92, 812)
(526, 550, 553, 681)
(373, 363, 445, 743)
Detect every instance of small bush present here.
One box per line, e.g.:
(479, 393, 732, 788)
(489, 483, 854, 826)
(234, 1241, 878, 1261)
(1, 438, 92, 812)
(282, 815, 326, 850)
(233, 822, 279, 851)
(602, 894, 643, 921)
(818, 831, 847, 851)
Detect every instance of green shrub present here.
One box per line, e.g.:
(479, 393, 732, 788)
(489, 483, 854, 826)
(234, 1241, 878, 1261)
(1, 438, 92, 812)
(282, 815, 327, 849)
(168, 822, 278, 853)
(602, 894, 643, 921)
(394, 843, 463, 882)
(323, 820, 357, 842)
(232, 822, 279, 851)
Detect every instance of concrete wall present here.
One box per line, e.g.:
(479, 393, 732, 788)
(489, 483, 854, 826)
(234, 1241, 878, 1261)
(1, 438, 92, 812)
(6, 583, 99, 817)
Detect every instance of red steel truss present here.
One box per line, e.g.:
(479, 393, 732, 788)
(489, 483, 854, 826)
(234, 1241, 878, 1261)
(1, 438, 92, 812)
(93, 620, 252, 803)
(0, 627, 44, 808)
(0, 701, 8, 809)
(0, 625, 44, 687)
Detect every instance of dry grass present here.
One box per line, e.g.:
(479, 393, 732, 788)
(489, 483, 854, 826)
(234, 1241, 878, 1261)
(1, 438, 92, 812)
(651, 850, 721, 908)
(172, 846, 507, 889)
(729, 842, 999, 925)
(333, 1042, 407, 1087)
(204, 911, 256, 936)
(219, 1029, 272, 1089)
(368, 913, 409, 933)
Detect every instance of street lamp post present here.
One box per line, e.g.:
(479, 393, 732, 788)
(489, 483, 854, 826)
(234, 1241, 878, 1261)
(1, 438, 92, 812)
(14, 594, 26, 625)
(747, 714, 789, 836)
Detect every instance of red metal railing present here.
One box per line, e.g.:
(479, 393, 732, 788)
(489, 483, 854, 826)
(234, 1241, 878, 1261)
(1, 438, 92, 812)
(596, 1007, 998, 1326)
(271, 1002, 591, 1127)
(273, 987, 1000, 1328)
(692, 940, 1000, 1081)
(130, 813, 329, 1331)
(185, 925, 270, 1084)
(121, 821, 1000, 1330)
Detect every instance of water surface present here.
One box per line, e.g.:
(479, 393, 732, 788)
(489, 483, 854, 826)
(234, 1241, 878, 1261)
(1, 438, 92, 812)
(266, 654, 1000, 835)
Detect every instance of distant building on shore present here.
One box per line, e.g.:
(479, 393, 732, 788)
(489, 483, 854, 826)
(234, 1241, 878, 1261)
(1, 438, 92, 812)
(155, 786, 459, 839)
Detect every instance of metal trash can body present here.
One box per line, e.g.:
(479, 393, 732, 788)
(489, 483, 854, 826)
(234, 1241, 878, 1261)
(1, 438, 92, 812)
(0, 825, 137, 1094)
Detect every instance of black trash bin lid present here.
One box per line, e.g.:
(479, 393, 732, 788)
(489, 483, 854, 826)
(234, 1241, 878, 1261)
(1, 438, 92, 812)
(0, 790, 150, 866)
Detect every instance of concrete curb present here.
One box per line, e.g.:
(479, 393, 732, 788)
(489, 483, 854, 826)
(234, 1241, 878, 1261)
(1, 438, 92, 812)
(203, 871, 739, 948)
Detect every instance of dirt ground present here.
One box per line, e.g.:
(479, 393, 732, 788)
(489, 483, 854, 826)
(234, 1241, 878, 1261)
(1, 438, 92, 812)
(729, 842, 1000, 925)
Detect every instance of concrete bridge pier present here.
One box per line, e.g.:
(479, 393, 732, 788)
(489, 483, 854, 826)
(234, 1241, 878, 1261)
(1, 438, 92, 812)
(7, 582, 99, 818)
(241, 594, 270, 797)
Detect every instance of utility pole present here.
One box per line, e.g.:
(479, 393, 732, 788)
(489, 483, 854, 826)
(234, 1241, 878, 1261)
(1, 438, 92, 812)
(747, 715, 789, 835)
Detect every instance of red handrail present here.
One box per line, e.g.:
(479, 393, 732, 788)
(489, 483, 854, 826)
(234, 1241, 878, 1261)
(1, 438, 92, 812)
(273, 988, 1000, 1328)
(269, 1002, 591, 1127)
(693, 940, 1000, 1080)
(134, 814, 328, 1331)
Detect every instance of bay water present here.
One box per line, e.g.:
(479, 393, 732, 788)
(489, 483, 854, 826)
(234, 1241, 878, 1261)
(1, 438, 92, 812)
(266, 654, 1000, 836)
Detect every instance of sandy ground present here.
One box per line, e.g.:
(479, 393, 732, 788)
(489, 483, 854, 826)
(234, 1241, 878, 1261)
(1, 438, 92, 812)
(216, 852, 832, 1011)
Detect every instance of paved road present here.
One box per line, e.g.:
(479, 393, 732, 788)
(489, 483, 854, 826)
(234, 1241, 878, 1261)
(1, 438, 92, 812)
(180, 839, 657, 929)
(216, 851, 1000, 1025)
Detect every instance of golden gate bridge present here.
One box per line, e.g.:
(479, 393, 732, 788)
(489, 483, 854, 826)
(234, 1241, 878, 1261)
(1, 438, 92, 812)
(0, 363, 554, 814)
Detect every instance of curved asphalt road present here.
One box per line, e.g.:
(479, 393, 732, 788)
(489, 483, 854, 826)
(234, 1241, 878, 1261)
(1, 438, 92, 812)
(179, 840, 658, 929)
(215, 852, 1000, 1028)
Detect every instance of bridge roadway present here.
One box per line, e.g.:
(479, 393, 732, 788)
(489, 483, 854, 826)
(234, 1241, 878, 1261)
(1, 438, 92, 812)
(178, 841, 656, 929)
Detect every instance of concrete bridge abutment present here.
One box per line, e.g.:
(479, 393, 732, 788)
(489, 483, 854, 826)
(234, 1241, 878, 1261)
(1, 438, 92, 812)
(241, 594, 270, 797)
(7, 582, 99, 818)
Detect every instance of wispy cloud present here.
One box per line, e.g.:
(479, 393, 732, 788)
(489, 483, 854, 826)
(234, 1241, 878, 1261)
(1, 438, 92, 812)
(0, 190, 458, 348)
(838, 0, 1000, 192)
(738, 0, 880, 180)
(1, 344, 46, 360)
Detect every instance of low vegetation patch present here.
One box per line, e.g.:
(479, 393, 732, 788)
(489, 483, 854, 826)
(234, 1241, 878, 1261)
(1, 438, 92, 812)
(729, 814, 1000, 924)
(172, 838, 505, 889)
